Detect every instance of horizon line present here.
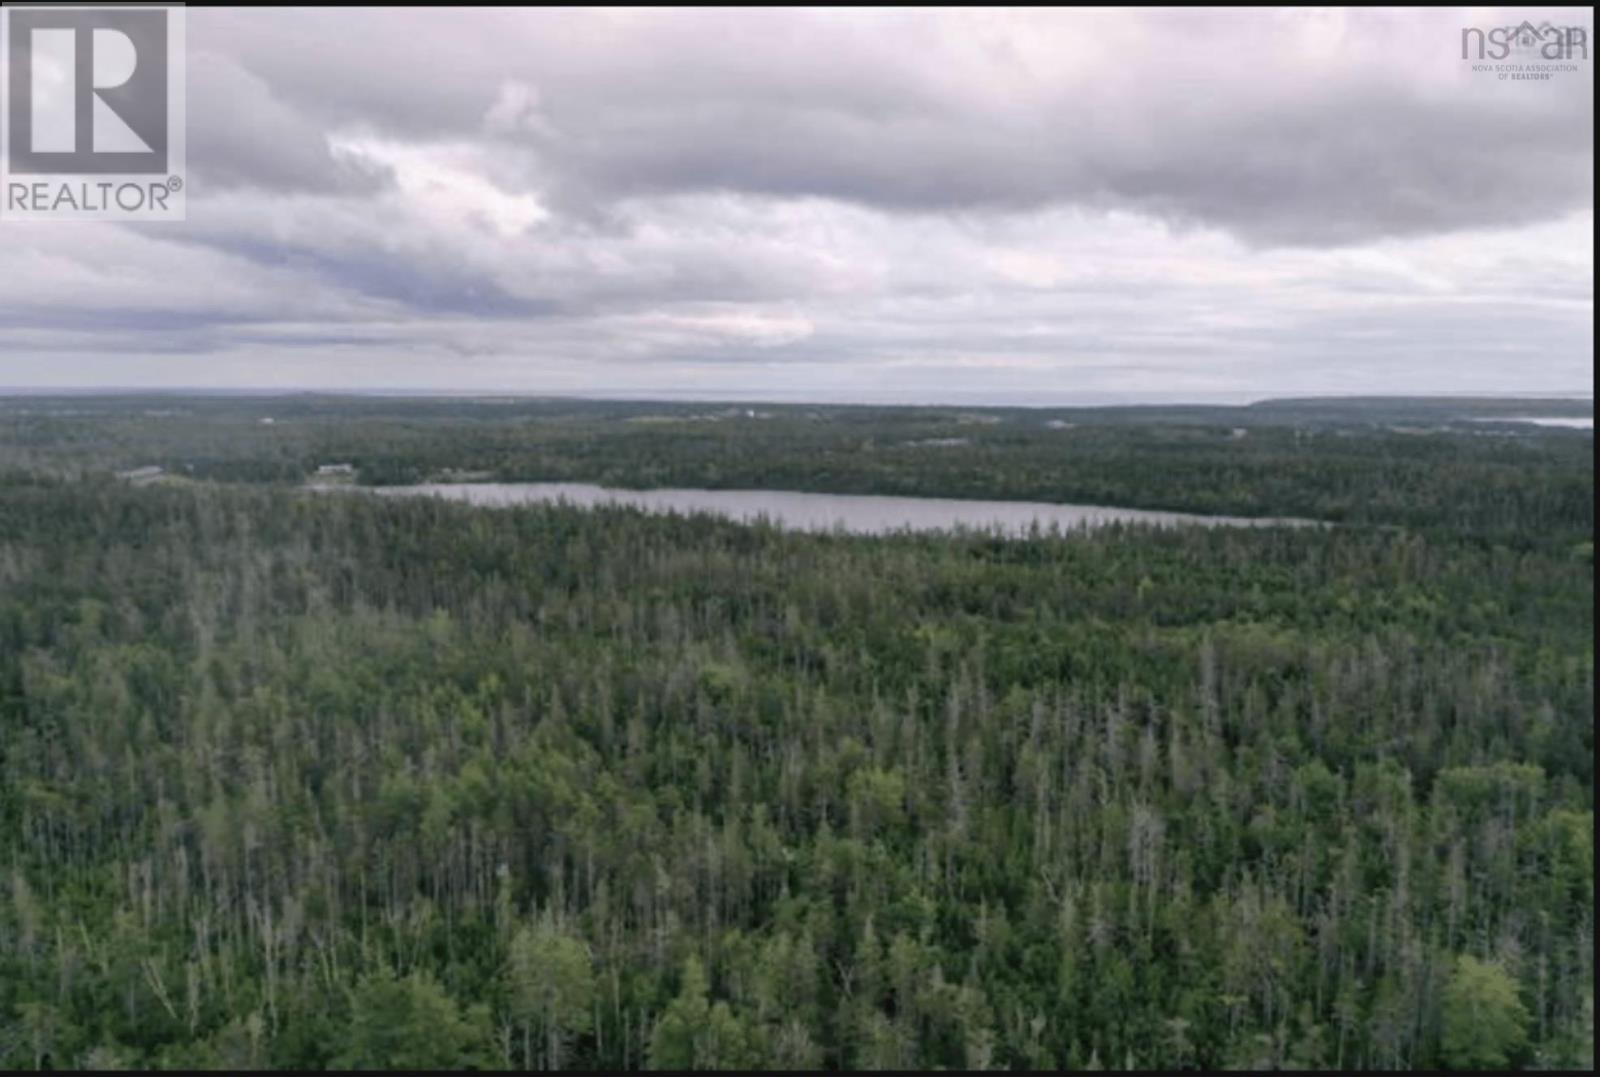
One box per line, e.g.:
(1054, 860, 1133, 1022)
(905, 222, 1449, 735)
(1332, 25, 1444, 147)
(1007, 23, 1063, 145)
(0, 387, 1593, 408)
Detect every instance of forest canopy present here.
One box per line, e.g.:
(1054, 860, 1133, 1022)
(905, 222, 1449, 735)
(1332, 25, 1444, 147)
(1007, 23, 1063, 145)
(0, 395, 1591, 1069)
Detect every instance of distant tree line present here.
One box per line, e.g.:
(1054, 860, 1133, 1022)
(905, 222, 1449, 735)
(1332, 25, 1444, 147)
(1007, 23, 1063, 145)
(0, 395, 1592, 546)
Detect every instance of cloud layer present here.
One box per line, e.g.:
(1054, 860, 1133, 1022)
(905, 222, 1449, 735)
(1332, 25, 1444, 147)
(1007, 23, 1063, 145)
(2, 7, 1592, 399)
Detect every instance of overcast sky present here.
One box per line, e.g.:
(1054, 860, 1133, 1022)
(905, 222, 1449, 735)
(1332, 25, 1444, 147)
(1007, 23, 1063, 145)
(1, 7, 1592, 402)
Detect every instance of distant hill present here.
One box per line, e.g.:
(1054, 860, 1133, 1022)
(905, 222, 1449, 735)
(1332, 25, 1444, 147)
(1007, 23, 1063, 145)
(1246, 395, 1593, 425)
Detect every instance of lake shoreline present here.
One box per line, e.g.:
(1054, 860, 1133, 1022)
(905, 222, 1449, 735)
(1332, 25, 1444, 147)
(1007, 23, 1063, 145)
(310, 480, 1321, 537)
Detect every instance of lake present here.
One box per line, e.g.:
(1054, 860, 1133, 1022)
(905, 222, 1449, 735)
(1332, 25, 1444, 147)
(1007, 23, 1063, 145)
(334, 481, 1315, 537)
(1473, 416, 1594, 430)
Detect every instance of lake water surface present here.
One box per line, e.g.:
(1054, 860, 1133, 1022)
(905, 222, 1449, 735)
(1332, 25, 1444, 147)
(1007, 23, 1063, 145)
(1473, 416, 1594, 430)
(343, 481, 1314, 537)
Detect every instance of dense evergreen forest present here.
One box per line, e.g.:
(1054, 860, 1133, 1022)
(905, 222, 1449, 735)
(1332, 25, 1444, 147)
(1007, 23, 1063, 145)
(0, 395, 1592, 1069)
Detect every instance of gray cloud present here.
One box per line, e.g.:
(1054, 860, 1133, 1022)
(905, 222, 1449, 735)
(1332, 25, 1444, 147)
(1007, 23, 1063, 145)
(184, 8, 1594, 246)
(187, 52, 392, 194)
(0, 8, 1591, 398)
